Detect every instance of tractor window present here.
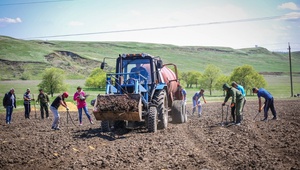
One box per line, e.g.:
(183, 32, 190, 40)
(122, 60, 151, 83)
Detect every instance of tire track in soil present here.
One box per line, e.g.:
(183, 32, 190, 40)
(161, 121, 219, 169)
(185, 104, 245, 169)
(184, 118, 225, 169)
(186, 100, 299, 170)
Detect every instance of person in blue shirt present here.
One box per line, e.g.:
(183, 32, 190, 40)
(252, 87, 277, 121)
(130, 63, 148, 83)
(192, 89, 207, 117)
(232, 82, 245, 96)
(231, 82, 246, 122)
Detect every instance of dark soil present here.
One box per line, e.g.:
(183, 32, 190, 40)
(95, 94, 139, 112)
(1, 99, 299, 170)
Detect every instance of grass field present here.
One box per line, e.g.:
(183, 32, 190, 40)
(1, 75, 299, 114)
(1, 36, 300, 80)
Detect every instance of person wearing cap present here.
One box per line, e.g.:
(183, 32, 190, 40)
(252, 87, 277, 121)
(23, 88, 32, 119)
(231, 81, 246, 122)
(73, 86, 93, 125)
(130, 63, 149, 83)
(222, 83, 244, 125)
(3, 88, 16, 124)
(192, 89, 207, 117)
(36, 89, 50, 119)
(50, 92, 69, 130)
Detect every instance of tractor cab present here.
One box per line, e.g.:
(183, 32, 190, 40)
(101, 53, 162, 109)
(119, 58, 151, 85)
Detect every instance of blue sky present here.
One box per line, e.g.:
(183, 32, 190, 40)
(0, 0, 300, 51)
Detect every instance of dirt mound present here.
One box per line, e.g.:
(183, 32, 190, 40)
(31, 102, 77, 112)
(44, 51, 99, 76)
(0, 50, 100, 80)
(0, 99, 299, 169)
(0, 59, 49, 80)
(58, 102, 77, 112)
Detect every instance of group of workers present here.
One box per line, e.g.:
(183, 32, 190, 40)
(2, 86, 94, 130)
(3, 61, 277, 129)
(181, 82, 277, 126)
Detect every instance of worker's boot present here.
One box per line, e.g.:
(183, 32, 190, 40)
(236, 115, 241, 126)
(231, 112, 235, 123)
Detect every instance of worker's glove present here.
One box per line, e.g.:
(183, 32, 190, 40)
(230, 103, 235, 108)
(222, 103, 225, 106)
(258, 109, 262, 113)
(66, 107, 69, 111)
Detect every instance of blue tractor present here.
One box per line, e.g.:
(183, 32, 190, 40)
(92, 53, 187, 132)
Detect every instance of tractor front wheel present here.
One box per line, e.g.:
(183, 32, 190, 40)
(147, 106, 157, 133)
(101, 120, 110, 132)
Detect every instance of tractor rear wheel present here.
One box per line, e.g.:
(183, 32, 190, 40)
(172, 100, 185, 123)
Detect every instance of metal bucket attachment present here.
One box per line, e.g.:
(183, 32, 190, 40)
(93, 94, 142, 121)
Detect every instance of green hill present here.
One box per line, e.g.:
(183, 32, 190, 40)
(0, 35, 299, 80)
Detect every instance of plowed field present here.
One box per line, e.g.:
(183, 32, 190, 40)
(1, 99, 299, 170)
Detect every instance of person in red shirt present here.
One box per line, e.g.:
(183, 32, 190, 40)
(73, 86, 93, 125)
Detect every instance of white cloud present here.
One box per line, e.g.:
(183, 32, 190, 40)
(0, 17, 22, 24)
(278, 2, 299, 10)
(68, 21, 84, 26)
(280, 12, 300, 20)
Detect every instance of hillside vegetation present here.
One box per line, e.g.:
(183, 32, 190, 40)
(0, 35, 299, 80)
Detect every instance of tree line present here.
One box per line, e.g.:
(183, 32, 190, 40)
(179, 64, 266, 95)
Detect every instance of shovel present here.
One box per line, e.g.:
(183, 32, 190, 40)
(253, 104, 265, 121)
(66, 109, 77, 126)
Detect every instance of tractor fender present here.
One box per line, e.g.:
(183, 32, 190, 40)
(155, 83, 166, 90)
